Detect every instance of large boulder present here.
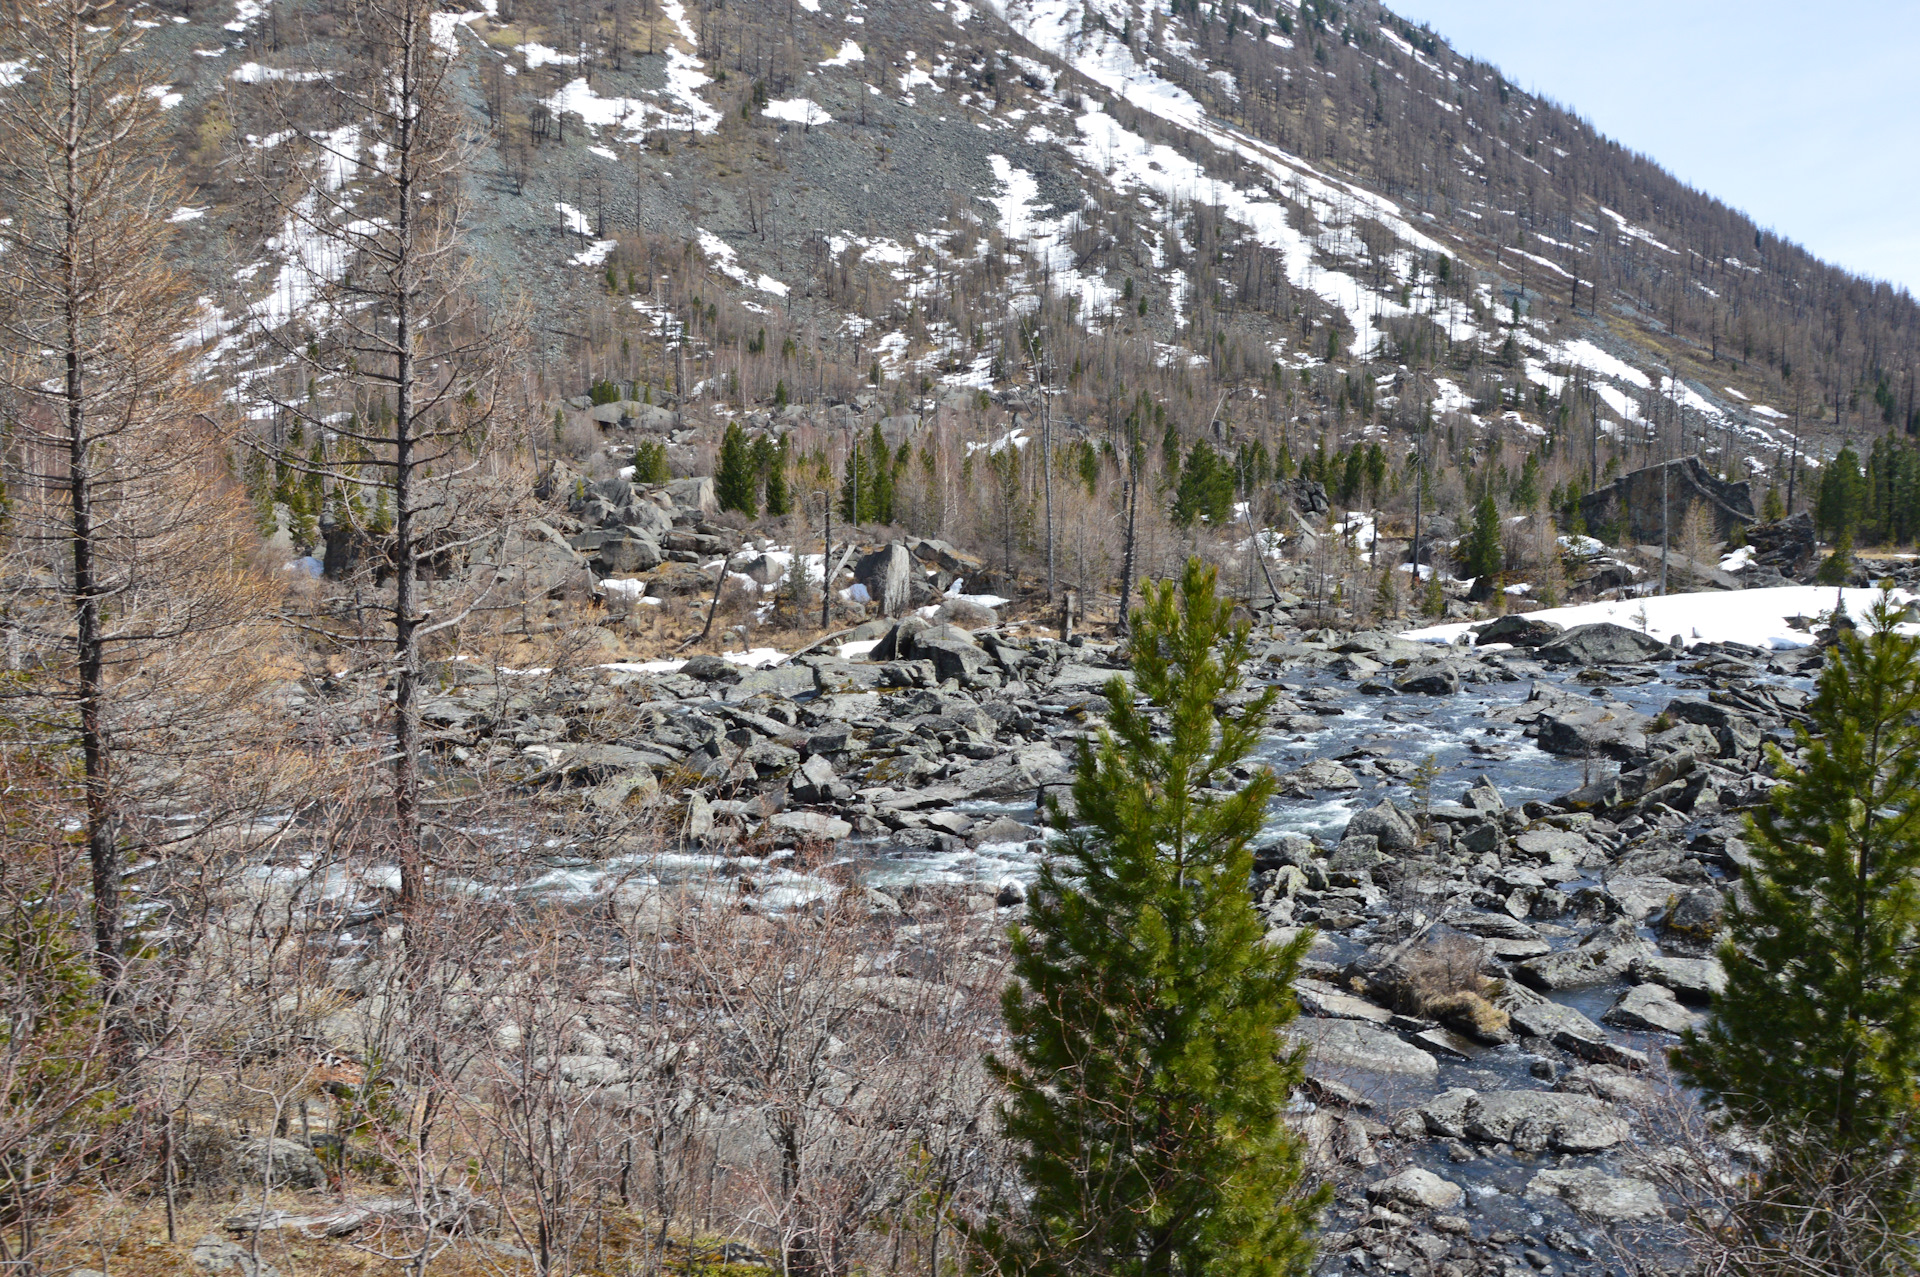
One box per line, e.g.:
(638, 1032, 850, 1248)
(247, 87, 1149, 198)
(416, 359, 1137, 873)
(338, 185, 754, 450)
(1343, 800, 1419, 853)
(935, 596, 997, 628)
(682, 654, 743, 683)
(1577, 456, 1755, 547)
(1603, 984, 1702, 1035)
(1535, 704, 1653, 761)
(915, 633, 993, 685)
(1662, 699, 1762, 758)
(225, 1137, 326, 1191)
(1367, 1168, 1464, 1211)
(1395, 663, 1462, 695)
(1457, 1090, 1629, 1152)
(855, 542, 915, 617)
(949, 744, 1071, 799)
(1279, 759, 1362, 793)
(768, 811, 853, 843)
(1628, 955, 1725, 1004)
(662, 476, 717, 515)
(1505, 998, 1647, 1069)
(1473, 614, 1564, 647)
(1515, 922, 1657, 991)
(1526, 1168, 1665, 1221)
(1285, 1019, 1438, 1079)
(1536, 622, 1671, 666)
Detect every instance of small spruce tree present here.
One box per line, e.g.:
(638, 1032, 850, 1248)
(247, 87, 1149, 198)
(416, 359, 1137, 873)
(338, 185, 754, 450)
(762, 433, 792, 517)
(985, 558, 1326, 1277)
(1674, 588, 1920, 1263)
(1463, 494, 1503, 581)
(1171, 438, 1233, 528)
(1815, 529, 1854, 585)
(715, 421, 758, 516)
(632, 439, 671, 484)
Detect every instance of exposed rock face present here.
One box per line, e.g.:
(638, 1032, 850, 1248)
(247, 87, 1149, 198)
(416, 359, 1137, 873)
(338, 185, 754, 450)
(1343, 800, 1420, 853)
(1745, 511, 1816, 576)
(1578, 456, 1755, 546)
(855, 542, 914, 617)
(1472, 615, 1564, 647)
(1277, 476, 1330, 516)
(1418, 1089, 1629, 1153)
(1287, 1019, 1440, 1078)
(1525, 1168, 1665, 1221)
(1535, 622, 1671, 666)
(1367, 1168, 1465, 1211)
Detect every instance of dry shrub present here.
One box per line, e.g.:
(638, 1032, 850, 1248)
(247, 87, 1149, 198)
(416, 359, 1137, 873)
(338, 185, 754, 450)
(1388, 929, 1510, 1037)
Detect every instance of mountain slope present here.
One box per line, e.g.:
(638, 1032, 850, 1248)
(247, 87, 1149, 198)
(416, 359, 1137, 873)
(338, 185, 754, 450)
(128, 0, 1920, 585)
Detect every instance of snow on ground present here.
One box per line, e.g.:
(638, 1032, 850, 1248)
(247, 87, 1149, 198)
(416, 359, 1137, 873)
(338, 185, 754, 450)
(828, 234, 912, 266)
(696, 229, 789, 297)
(521, 41, 579, 69)
(230, 61, 330, 83)
(1403, 586, 1915, 651)
(980, 0, 1466, 358)
(764, 98, 832, 126)
(571, 238, 619, 267)
(986, 155, 1118, 319)
(820, 39, 864, 66)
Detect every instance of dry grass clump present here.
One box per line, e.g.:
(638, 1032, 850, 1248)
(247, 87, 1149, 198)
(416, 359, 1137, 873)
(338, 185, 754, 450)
(1397, 930, 1511, 1040)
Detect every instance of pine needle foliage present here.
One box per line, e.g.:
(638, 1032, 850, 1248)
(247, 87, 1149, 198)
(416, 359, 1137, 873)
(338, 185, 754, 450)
(985, 557, 1325, 1277)
(1675, 587, 1920, 1255)
(716, 422, 758, 517)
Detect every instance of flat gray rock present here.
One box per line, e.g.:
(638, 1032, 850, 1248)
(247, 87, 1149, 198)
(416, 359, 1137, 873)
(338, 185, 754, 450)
(1460, 1090, 1629, 1152)
(1526, 1167, 1665, 1221)
(1604, 983, 1703, 1035)
(768, 811, 853, 842)
(1367, 1168, 1464, 1211)
(1628, 954, 1726, 1004)
(1281, 759, 1362, 792)
(1286, 1018, 1438, 1079)
(1516, 924, 1657, 991)
(949, 744, 1071, 798)
(1294, 979, 1396, 1025)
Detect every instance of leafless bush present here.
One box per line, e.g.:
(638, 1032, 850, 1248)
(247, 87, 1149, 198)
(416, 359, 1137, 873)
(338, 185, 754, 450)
(1620, 1070, 1919, 1277)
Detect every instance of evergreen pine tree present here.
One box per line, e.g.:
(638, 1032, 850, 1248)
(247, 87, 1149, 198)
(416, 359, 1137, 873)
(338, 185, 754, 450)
(1674, 589, 1920, 1263)
(1513, 452, 1541, 510)
(1161, 417, 1182, 478)
(864, 421, 895, 523)
(1816, 445, 1865, 541)
(1463, 494, 1503, 581)
(1171, 439, 1234, 527)
(1338, 446, 1365, 504)
(839, 438, 862, 523)
(632, 439, 671, 484)
(1815, 529, 1854, 585)
(1364, 442, 1387, 503)
(986, 558, 1326, 1277)
(762, 434, 792, 517)
(1762, 484, 1785, 522)
(716, 421, 758, 517)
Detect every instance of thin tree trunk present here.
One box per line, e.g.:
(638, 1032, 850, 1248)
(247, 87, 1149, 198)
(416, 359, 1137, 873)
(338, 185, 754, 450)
(51, 1, 123, 1027)
(390, 0, 425, 979)
(1118, 441, 1139, 635)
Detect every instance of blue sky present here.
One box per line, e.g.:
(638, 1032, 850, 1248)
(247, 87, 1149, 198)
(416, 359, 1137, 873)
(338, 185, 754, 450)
(1384, 1, 1920, 295)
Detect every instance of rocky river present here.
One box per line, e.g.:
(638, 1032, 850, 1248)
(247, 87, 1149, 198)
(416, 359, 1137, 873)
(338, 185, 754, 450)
(277, 597, 1832, 1276)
